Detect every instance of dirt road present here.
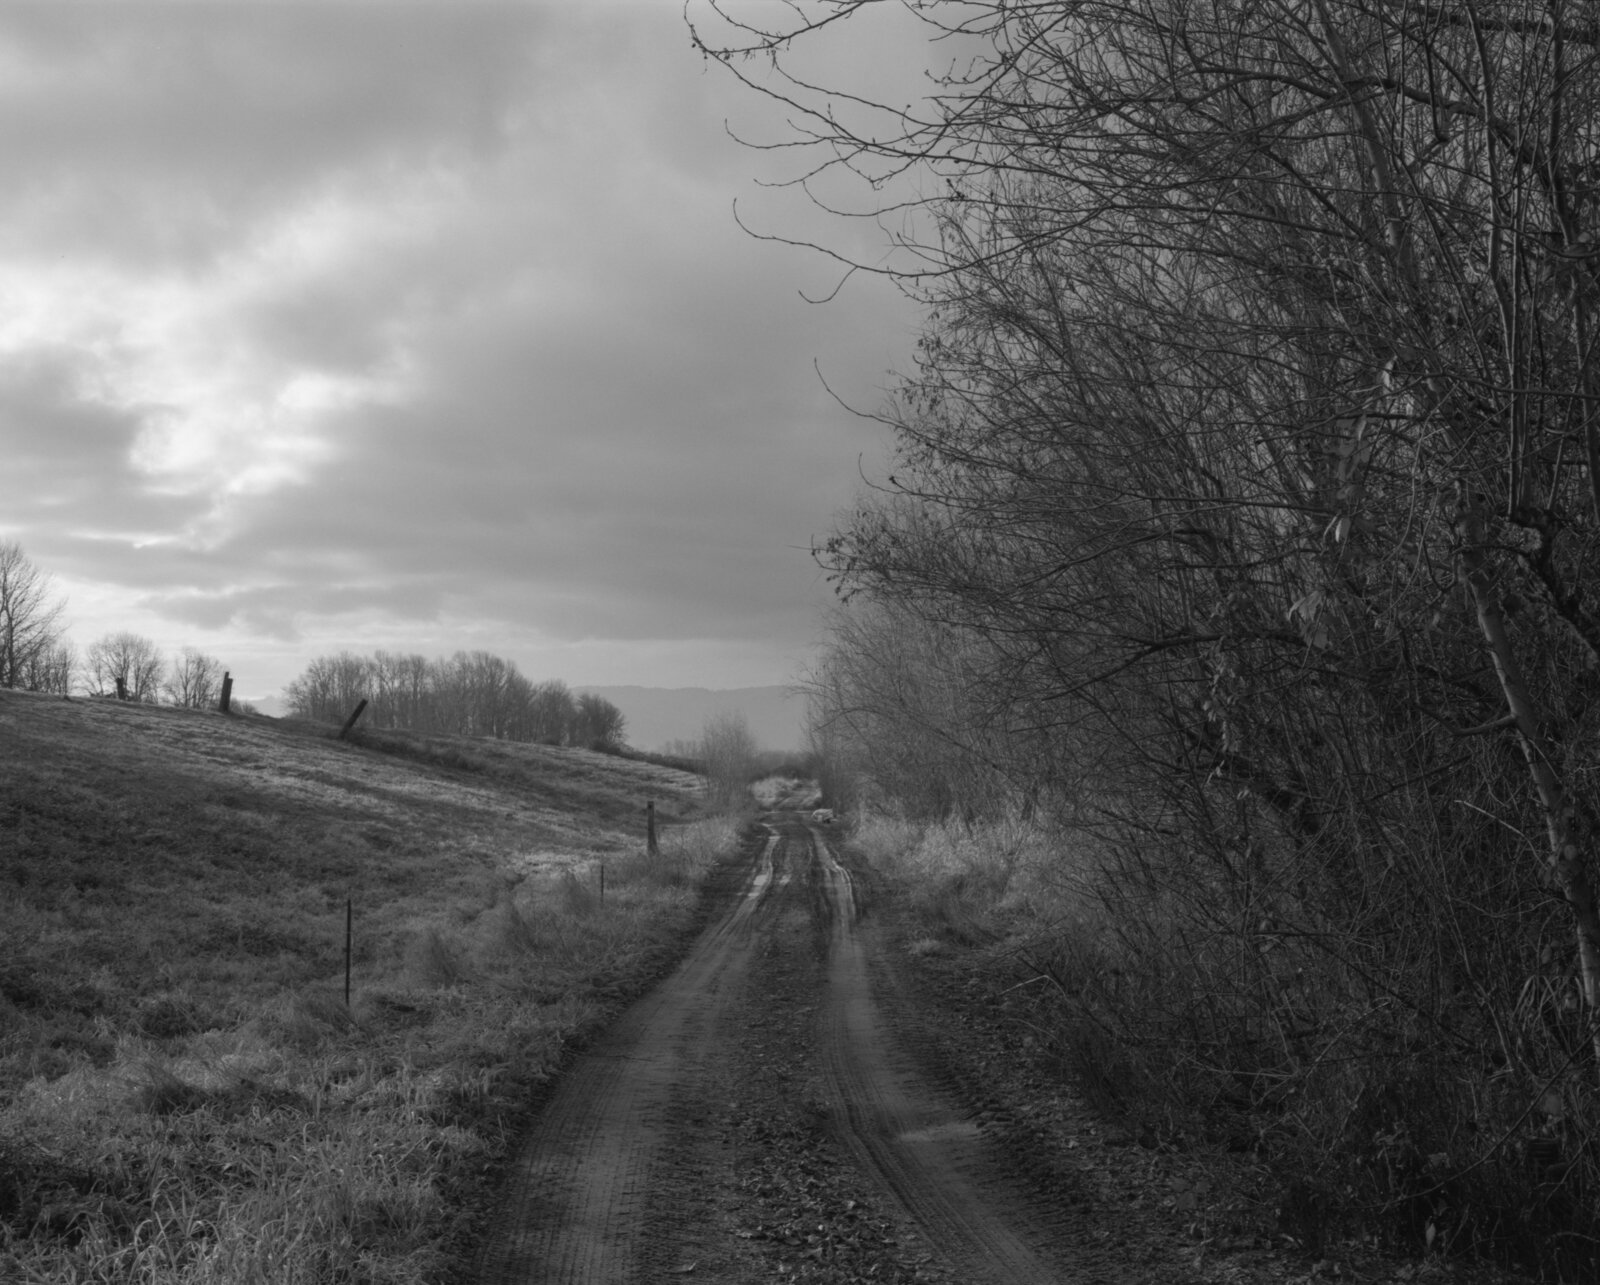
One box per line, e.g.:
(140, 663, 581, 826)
(472, 813, 1093, 1284)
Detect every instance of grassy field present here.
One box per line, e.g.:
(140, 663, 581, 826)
(0, 688, 736, 1283)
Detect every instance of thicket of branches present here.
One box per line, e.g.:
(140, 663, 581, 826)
(164, 646, 225, 710)
(0, 540, 70, 693)
(84, 631, 166, 703)
(697, 710, 761, 810)
(698, 0, 1600, 1270)
(283, 649, 627, 749)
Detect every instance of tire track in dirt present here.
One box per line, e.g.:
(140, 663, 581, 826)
(475, 817, 1080, 1284)
(813, 825, 1074, 1283)
(473, 827, 785, 1284)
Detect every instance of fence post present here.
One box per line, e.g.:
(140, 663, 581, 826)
(338, 699, 369, 740)
(219, 672, 233, 714)
(646, 800, 659, 858)
(345, 897, 353, 1007)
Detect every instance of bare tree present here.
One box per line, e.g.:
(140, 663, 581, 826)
(20, 638, 75, 695)
(805, 599, 1023, 822)
(362, 650, 439, 730)
(284, 651, 373, 723)
(164, 647, 224, 709)
(86, 632, 164, 702)
(699, 711, 758, 811)
(572, 692, 627, 750)
(0, 541, 67, 690)
(526, 678, 577, 744)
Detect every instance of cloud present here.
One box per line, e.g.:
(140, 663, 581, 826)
(0, 6, 542, 265)
(0, 1, 924, 696)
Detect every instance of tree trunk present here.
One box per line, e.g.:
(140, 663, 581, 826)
(1456, 491, 1600, 1066)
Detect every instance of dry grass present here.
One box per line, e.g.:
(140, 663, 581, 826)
(856, 811, 1263, 1128)
(749, 775, 821, 809)
(0, 687, 733, 1283)
(849, 804, 1595, 1279)
(852, 809, 1063, 934)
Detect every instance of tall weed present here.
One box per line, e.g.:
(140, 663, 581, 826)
(866, 797, 1600, 1275)
(861, 809, 1055, 942)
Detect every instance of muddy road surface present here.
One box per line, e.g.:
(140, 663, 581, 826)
(473, 814, 1109, 1285)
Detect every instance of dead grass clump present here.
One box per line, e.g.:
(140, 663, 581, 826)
(494, 898, 541, 955)
(613, 847, 698, 890)
(123, 1061, 209, 1116)
(925, 874, 999, 946)
(0, 1137, 108, 1236)
(296, 988, 356, 1031)
(133, 991, 206, 1040)
(356, 990, 432, 1029)
(864, 812, 1045, 946)
(849, 812, 923, 867)
(614, 815, 740, 890)
(406, 928, 471, 989)
(659, 825, 739, 883)
(269, 989, 356, 1051)
(211, 1075, 311, 1119)
(0, 961, 51, 1010)
(560, 869, 597, 918)
(750, 775, 820, 809)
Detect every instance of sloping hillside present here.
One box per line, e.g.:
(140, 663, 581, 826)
(0, 687, 729, 1282)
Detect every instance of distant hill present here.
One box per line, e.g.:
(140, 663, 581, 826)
(579, 685, 807, 754)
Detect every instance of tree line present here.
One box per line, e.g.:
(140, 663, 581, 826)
(698, 0, 1600, 1272)
(0, 543, 620, 752)
(283, 649, 627, 749)
(0, 540, 236, 708)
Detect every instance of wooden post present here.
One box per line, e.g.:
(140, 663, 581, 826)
(218, 672, 233, 714)
(344, 897, 353, 1007)
(115, 676, 127, 701)
(338, 698, 368, 740)
(646, 800, 660, 858)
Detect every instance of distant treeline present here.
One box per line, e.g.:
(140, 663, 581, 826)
(284, 650, 625, 749)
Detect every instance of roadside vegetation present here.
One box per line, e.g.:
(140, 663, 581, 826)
(0, 687, 735, 1283)
(692, 2, 1600, 1277)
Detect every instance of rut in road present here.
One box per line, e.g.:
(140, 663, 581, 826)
(473, 827, 787, 1284)
(813, 831, 1070, 1283)
(473, 816, 1076, 1284)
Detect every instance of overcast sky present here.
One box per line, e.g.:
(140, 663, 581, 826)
(0, 1, 939, 702)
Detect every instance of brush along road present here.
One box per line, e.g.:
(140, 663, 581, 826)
(473, 813, 1092, 1284)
